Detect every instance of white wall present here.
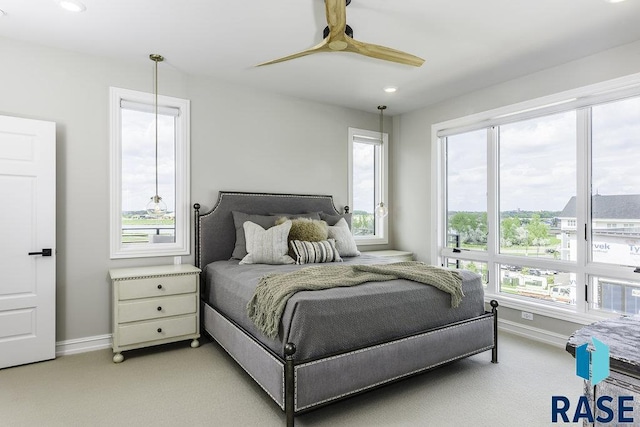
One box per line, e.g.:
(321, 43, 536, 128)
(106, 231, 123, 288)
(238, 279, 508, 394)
(0, 36, 390, 344)
(394, 39, 640, 339)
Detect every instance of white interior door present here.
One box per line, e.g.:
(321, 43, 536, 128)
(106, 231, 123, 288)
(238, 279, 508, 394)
(0, 115, 56, 369)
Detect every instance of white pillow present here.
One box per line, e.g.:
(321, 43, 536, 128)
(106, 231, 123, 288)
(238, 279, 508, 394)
(240, 220, 295, 265)
(327, 218, 360, 257)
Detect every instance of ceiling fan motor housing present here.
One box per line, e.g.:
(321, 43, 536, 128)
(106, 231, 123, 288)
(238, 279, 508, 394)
(323, 24, 353, 39)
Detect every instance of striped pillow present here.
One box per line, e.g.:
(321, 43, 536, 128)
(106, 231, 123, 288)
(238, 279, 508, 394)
(290, 239, 342, 264)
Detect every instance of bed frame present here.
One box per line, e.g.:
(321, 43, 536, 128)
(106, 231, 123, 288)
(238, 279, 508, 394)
(194, 191, 498, 426)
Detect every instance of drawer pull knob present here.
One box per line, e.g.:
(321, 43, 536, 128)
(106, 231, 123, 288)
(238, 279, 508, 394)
(157, 284, 163, 290)
(157, 328, 163, 333)
(157, 306, 162, 311)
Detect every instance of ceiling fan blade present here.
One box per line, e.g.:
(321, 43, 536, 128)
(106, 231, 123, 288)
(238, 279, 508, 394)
(347, 37, 425, 67)
(325, 0, 347, 40)
(256, 39, 331, 67)
(257, 0, 424, 68)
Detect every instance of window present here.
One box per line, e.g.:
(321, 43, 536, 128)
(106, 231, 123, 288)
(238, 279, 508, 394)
(446, 129, 487, 251)
(499, 112, 576, 260)
(110, 87, 191, 258)
(348, 127, 388, 244)
(435, 77, 640, 319)
(447, 259, 489, 288)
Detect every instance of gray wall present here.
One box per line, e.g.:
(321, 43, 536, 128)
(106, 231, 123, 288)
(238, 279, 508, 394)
(0, 36, 391, 343)
(394, 39, 640, 338)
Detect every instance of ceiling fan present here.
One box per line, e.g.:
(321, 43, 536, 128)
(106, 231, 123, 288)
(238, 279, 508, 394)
(257, 0, 424, 67)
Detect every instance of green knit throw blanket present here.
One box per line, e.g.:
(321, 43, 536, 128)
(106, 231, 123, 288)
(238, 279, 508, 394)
(247, 262, 464, 339)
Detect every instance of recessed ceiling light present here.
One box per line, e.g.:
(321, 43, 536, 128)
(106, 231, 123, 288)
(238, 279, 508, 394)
(384, 87, 398, 93)
(605, 0, 627, 3)
(58, 0, 86, 12)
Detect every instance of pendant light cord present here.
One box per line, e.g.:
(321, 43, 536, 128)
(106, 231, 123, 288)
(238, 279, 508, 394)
(376, 105, 387, 218)
(154, 57, 159, 199)
(150, 54, 164, 200)
(378, 105, 386, 141)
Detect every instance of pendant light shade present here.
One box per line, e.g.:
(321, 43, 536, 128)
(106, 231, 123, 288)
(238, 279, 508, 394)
(375, 105, 389, 218)
(375, 201, 388, 218)
(147, 194, 167, 217)
(146, 54, 167, 218)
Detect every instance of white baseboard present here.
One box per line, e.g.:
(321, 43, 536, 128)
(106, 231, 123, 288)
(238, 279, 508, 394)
(56, 334, 112, 356)
(498, 319, 568, 349)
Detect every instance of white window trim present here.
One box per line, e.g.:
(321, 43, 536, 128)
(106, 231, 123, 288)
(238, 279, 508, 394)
(348, 127, 389, 245)
(109, 87, 191, 259)
(431, 72, 640, 324)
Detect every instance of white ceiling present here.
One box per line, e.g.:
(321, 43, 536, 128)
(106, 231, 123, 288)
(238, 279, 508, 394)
(1, 0, 640, 115)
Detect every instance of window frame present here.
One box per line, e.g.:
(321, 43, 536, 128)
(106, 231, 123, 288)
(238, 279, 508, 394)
(109, 87, 191, 259)
(348, 127, 389, 245)
(432, 72, 640, 324)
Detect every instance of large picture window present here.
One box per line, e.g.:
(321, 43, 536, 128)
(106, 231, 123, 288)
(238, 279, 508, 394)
(110, 87, 191, 258)
(348, 127, 388, 244)
(446, 129, 487, 251)
(435, 77, 640, 320)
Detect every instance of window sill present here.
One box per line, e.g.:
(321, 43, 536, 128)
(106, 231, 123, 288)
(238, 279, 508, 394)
(484, 292, 620, 326)
(354, 237, 389, 246)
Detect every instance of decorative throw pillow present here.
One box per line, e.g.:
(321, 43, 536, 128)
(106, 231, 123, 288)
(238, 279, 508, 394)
(275, 217, 328, 241)
(328, 218, 360, 257)
(275, 217, 329, 259)
(231, 212, 281, 259)
(239, 220, 295, 265)
(320, 212, 352, 229)
(290, 239, 342, 264)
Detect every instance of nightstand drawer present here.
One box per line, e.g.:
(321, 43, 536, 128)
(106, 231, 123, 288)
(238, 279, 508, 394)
(118, 294, 197, 323)
(117, 314, 197, 347)
(118, 274, 196, 300)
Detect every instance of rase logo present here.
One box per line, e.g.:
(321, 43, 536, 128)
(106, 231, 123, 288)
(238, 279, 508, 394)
(576, 337, 609, 386)
(552, 338, 635, 424)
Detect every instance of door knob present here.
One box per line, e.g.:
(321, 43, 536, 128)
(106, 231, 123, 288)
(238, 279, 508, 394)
(28, 249, 52, 257)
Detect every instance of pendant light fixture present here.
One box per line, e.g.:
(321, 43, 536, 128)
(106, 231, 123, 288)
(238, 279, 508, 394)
(146, 54, 168, 218)
(375, 105, 389, 219)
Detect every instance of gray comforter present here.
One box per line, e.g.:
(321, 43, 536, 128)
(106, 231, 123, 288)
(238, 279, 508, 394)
(248, 262, 465, 339)
(205, 255, 485, 361)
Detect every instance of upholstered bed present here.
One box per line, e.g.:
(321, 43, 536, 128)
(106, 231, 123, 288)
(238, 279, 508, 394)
(194, 191, 498, 426)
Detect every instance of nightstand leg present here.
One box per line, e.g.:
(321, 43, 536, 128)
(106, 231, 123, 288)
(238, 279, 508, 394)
(113, 353, 124, 363)
(191, 339, 200, 348)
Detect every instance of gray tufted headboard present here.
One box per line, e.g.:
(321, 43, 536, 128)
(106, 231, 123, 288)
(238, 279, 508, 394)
(194, 191, 343, 270)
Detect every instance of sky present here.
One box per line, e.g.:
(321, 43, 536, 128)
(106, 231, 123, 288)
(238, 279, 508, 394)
(446, 96, 640, 213)
(352, 142, 376, 213)
(121, 109, 175, 212)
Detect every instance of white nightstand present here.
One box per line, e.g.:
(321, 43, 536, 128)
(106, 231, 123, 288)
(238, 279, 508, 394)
(362, 250, 414, 262)
(109, 264, 201, 363)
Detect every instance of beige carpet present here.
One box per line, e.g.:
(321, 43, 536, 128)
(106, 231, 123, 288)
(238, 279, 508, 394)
(0, 332, 582, 426)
